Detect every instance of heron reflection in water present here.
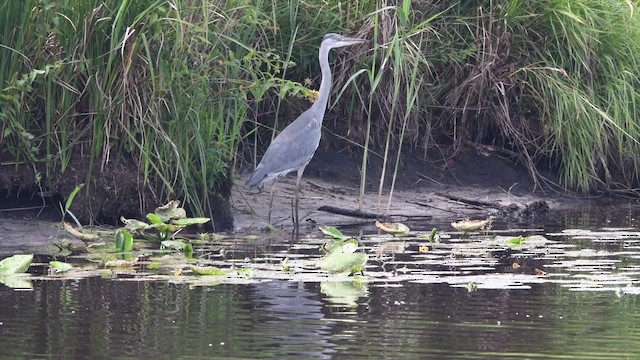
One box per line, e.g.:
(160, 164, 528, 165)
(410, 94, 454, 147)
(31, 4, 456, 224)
(246, 33, 367, 225)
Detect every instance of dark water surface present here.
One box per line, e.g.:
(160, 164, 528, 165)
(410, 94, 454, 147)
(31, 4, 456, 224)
(1, 280, 638, 359)
(2, 204, 640, 359)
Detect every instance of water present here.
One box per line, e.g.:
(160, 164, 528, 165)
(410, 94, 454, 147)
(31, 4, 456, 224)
(2, 205, 640, 359)
(1, 280, 639, 359)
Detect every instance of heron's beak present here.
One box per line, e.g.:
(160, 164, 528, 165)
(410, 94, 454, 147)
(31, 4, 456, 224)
(343, 37, 368, 46)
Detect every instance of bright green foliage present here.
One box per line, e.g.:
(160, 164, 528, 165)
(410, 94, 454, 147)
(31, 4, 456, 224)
(0, 254, 33, 275)
(319, 226, 351, 241)
(114, 229, 134, 252)
(318, 238, 367, 275)
(3, 0, 640, 211)
(0, 0, 310, 219)
(49, 261, 74, 273)
(121, 200, 209, 242)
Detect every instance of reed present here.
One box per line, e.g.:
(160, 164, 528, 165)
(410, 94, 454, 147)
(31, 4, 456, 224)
(3, 0, 640, 224)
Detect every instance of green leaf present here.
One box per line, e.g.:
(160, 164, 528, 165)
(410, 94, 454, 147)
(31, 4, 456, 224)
(317, 251, 368, 275)
(0, 275, 33, 289)
(322, 238, 359, 254)
(146, 213, 163, 224)
(507, 236, 526, 246)
(64, 184, 85, 213)
(171, 217, 210, 226)
(49, 261, 73, 273)
(189, 265, 228, 276)
(0, 254, 33, 275)
(319, 226, 349, 240)
(428, 227, 438, 242)
(115, 229, 134, 252)
(375, 221, 410, 236)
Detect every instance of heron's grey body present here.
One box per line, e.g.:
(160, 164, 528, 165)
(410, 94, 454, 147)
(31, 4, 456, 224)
(246, 33, 366, 224)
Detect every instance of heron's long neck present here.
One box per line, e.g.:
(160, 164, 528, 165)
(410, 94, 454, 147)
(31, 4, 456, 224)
(310, 45, 332, 121)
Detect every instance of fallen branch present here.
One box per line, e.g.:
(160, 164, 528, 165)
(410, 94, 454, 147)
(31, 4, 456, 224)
(317, 205, 380, 219)
(435, 192, 501, 209)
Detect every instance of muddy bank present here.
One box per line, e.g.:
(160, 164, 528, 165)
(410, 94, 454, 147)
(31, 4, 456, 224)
(233, 148, 592, 232)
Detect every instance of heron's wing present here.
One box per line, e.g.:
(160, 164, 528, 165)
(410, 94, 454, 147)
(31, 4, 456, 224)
(247, 111, 321, 186)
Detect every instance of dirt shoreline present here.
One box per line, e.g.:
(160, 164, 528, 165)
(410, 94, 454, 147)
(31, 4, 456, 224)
(232, 149, 588, 232)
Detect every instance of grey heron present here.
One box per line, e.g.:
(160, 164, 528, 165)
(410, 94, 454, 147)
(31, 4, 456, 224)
(246, 33, 367, 225)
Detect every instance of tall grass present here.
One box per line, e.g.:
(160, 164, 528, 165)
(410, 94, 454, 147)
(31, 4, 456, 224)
(337, 0, 640, 194)
(0, 0, 309, 223)
(3, 0, 640, 225)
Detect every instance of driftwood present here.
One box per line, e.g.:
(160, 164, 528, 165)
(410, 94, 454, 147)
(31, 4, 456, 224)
(317, 205, 433, 221)
(317, 205, 380, 219)
(435, 192, 501, 209)
(435, 192, 548, 219)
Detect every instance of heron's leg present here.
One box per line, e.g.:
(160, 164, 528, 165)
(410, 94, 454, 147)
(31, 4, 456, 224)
(268, 180, 277, 224)
(293, 164, 308, 225)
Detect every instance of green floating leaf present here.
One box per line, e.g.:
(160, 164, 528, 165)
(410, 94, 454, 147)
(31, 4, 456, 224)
(189, 265, 228, 276)
(171, 218, 210, 226)
(317, 239, 367, 274)
(146, 213, 163, 225)
(0, 275, 33, 289)
(0, 254, 33, 275)
(322, 238, 359, 254)
(375, 221, 410, 236)
(49, 261, 73, 273)
(318, 251, 368, 275)
(319, 226, 350, 240)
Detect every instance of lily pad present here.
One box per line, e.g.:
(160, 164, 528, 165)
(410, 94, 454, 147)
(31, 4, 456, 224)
(189, 265, 228, 276)
(322, 238, 359, 254)
(317, 239, 367, 274)
(171, 218, 211, 226)
(0, 254, 33, 275)
(317, 251, 368, 274)
(49, 261, 73, 273)
(375, 221, 410, 236)
(319, 226, 350, 240)
(0, 274, 33, 289)
(451, 217, 493, 233)
(146, 213, 163, 225)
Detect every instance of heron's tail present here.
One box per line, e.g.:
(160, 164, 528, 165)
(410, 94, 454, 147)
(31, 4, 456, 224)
(245, 166, 266, 187)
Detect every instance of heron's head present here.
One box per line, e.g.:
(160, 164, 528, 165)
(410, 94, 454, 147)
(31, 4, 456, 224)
(321, 33, 367, 49)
